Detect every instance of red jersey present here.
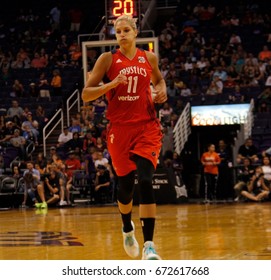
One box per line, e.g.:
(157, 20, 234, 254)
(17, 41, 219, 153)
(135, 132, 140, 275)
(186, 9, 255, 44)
(106, 48, 156, 124)
(65, 158, 81, 178)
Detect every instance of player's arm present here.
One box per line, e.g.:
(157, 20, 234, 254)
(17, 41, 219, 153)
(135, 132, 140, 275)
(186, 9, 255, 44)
(82, 52, 127, 102)
(146, 51, 167, 104)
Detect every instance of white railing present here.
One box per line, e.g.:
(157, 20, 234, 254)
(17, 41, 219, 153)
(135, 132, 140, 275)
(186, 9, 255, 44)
(66, 89, 81, 127)
(244, 99, 254, 139)
(77, 32, 105, 46)
(42, 109, 64, 157)
(173, 102, 191, 155)
(232, 99, 255, 166)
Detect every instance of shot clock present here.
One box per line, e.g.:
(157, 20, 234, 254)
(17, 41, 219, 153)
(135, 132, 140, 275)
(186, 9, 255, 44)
(106, 0, 140, 26)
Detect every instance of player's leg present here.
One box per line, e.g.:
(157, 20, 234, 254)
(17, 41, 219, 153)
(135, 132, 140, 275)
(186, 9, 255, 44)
(118, 171, 139, 258)
(135, 156, 161, 260)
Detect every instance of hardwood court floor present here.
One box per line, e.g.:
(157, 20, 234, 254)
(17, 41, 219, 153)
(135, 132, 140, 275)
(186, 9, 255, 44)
(0, 202, 271, 260)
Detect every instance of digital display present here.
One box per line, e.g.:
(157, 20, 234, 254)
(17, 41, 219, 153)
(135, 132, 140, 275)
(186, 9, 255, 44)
(191, 104, 250, 126)
(106, 0, 139, 25)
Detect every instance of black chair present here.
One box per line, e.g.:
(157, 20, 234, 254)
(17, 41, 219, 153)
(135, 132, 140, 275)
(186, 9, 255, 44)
(71, 170, 92, 201)
(0, 176, 18, 208)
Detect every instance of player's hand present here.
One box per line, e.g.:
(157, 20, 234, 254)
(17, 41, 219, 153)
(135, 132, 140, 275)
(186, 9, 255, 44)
(112, 74, 127, 87)
(152, 88, 167, 104)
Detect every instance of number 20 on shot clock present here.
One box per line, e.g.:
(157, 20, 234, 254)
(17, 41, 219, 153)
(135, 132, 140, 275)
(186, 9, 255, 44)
(106, 0, 140, 25)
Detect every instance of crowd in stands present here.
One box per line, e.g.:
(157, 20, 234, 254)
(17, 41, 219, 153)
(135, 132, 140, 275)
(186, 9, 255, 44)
(2, 1, 271, 208)
(156, 1, 271, 201)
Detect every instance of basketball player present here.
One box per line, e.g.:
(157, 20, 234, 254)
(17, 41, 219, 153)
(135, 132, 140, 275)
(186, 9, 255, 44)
(82, 15, 167, 260)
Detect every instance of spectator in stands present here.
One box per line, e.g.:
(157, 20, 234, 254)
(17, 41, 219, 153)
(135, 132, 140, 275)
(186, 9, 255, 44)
(213, 66, 228, 82)
(256, 86, 271, 112)
(84, 146, 96, 181)
(18, 48, 31, 67)
(0, 121, 17, 146)
(224, 75, 237, 89)
(7, 100, 24, 121)
(28, 82, 39, 98)
(68, 4, 84, 32)
(40, 48, 49, 67)
(206, 75, 223, 95)
(57, 126, 73, 148)
(69, 41, 82, 67)
(57, 53, 72, 68)
(68, 117, 82, 134)
(37, 72, 51, 101)
(216, 139, 233, 199)
(261, 156, 271, 182)
(34, 152, 47, 176)
(173, 99, 185, 116)
(65, 150, 81, 179)
(57, 34, 69, 55)
(230, 14, 240, 26)
(22, 161, 47, 209)
(35, 105, 48, 126)
(34, 162, 46, 178)
(30, 52, 47, 69)
(9, 128, 27, 160)
(22, 106, 32, 121)
(94, 136, 106, 153)
(43, 170, 60, 206)
(81, 116, 94, 135)
(47, 146, 57, 164)
(193, 3, 204, 17)
(49, 3, 61, 33)
(258, 45, 271, 62)
(226, 65, 240, 83)
(11, 79, 24, 97)
(11, 54, 25, 69)
(21, 112, 39, 145)
(229, 33, 242, 47)
(82, 130, 97, 152)
(50, 69, 62, 96)
(166, 79, 179, 99)
(240, 166, 270, 201)
(228, 85, 245, 103)
(233, 157, 255, 201)
(95, 110, 109, 137)
(236, 138, 259, 164)
(94, 151, 109, 170)
(92, 96, 107, 117)
(160, 63, 169, 79)
(12, 164, 21, 179)
(265, 72, 271, 87)
(161, 125, 174, 158)
(65, 131, 83, 152)
(180, 83, 192, 97)
(22, 124, 38, 146)
(57, 162, 73, 206)
(201, 143, 221, 200)
(47, 153, 63, 171)
(159, 102, 173, 126)
(94, 164, 111, 204)
(240, 60, 261, 86)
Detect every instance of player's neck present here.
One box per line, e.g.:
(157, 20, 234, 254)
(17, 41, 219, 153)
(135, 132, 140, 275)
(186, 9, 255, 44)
(119, 46, 137, 60)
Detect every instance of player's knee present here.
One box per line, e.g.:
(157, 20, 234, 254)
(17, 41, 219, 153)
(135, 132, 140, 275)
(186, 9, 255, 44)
(138, 177, 155, 204)
(117, 187, 133, 204)
(117, 171, 135, 204)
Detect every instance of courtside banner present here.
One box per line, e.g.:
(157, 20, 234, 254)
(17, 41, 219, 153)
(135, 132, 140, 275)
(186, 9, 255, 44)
(0, 260, 269, 279)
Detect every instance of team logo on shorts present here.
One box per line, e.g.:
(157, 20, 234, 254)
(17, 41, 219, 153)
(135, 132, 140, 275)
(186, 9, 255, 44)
(109, 133, 114, 144)
(151, 152, 156, 157)
(138, 56, 146, 63)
